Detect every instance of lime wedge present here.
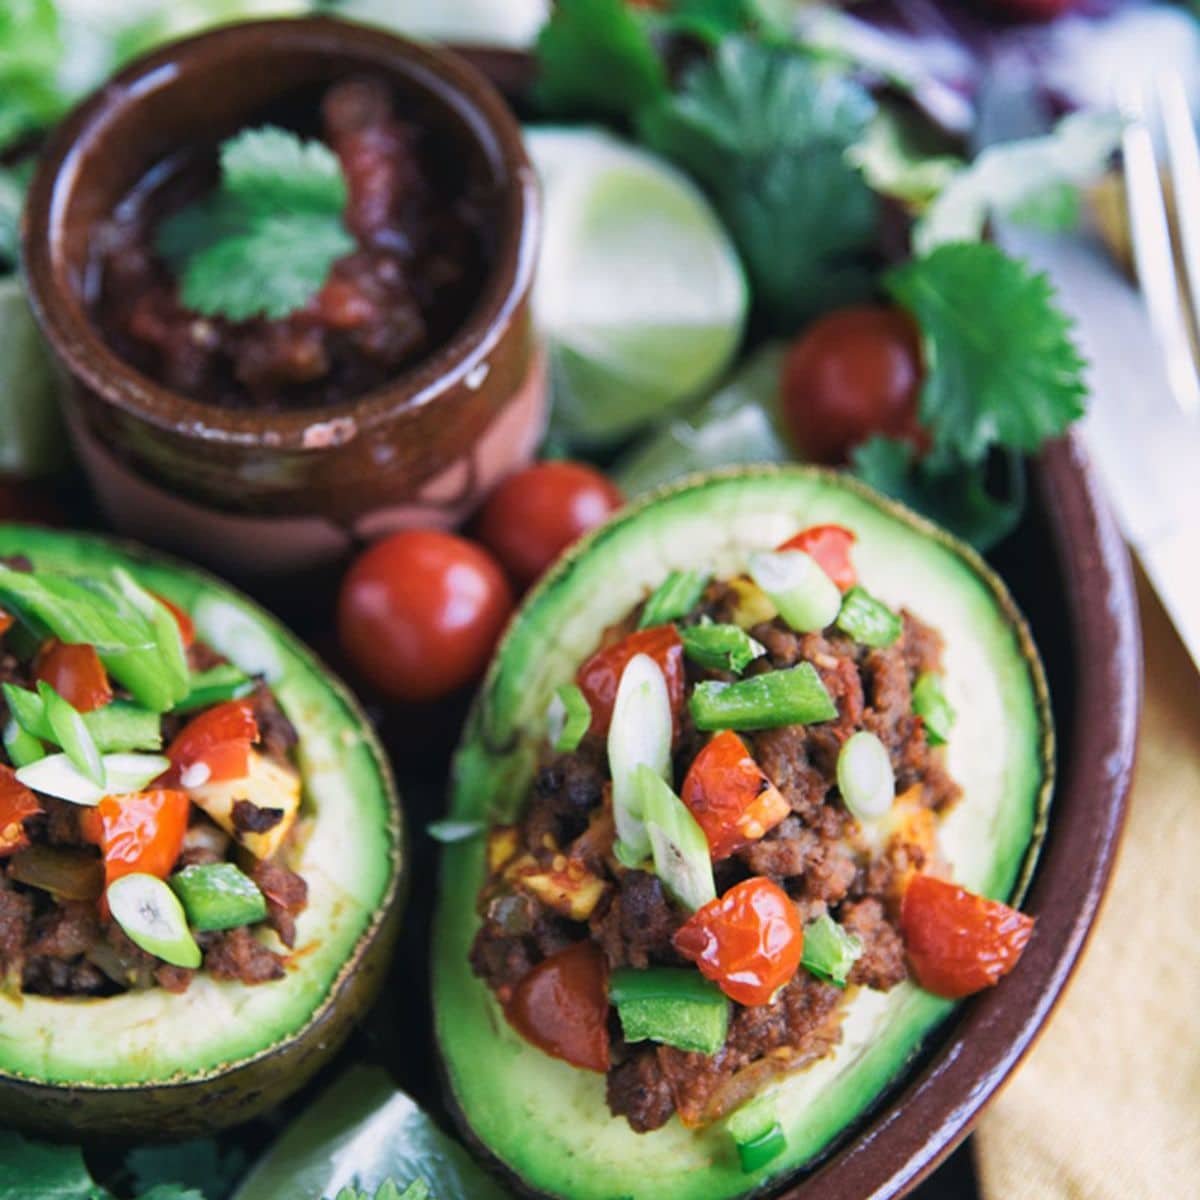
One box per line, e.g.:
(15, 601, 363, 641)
(0, 275, 63, 476)
(526, 127, 748, 447)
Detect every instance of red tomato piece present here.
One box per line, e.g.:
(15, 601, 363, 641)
(776, 524, 858, 592)
(0, 765, 41, 858)
(164, 699, 259, 786)
(155, 593, 195, 649)
(338, 530, 514, 703)
(34, 640, 113, 713)
(0, 609, 13, 636)
(477, 461, 623, 587)
(505, 940, 611, 1072)
(781, 306, 926, 465)
(682, 731, 790, 861)
(673, 877, 804, 1007)
(900, 873, 1035, 999)
(79, 789, 190, 887)
(575, 625, 685, 737)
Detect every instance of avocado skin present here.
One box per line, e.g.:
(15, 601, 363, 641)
(0, 526, 407, 1139)
(433, 465, 1054, 1200)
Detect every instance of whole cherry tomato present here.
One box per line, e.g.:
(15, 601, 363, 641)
(477, 461, 623, 587)
(34, 640, 113, 713)
(682, 731, 790, 861)
(338, 530, 513, 703)
(900, 873, 1035, 999)
(576, 625, 685, 737)
(155, 594, 196, 649)
(80, 789, 190, 887)
(505, 940, 610, 1072)
(164, 699, 259, 787)
(781, 306, 925, 465)
(0, 765, 40, 857)
(776, 524, 858, 591)
(674, 877, 804, 1006)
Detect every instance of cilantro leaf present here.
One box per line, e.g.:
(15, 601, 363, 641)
(221, 126, 347, 217)
(0, 0, 67, 154)
(534, 0, 668, 121)
(884, 242, 1087, 468)
(653, 0, 760, 43)
(331, 1181, 431, 1200)
(639, 37, 878, 329)
(125, 1139, 247, 1200)
(0, 1132, 108, 1200)
(137, 1189, 206, 1200)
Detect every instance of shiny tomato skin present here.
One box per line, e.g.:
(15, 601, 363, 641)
(0, 765, 40, 857)
(901, 873, 1035, 999)
(80, 789, 190, 887)
(682, 731, 790, 861)
(477, 462, 623, 587)
(156, 593, 195, 649)
(575, 625, 685, 736)
(34, 640, 113, 713)
(0, 610, 13, 636)
(164, 698, 258, 786)
(674, 877, 804, 1006)
(338, 530, 514, 703)
(505, 940, 611, 1072)
(776, 524, 858, 591)
(781, 306, 925, 466)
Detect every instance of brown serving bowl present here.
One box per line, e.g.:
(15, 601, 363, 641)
(23, 18, 543, 578)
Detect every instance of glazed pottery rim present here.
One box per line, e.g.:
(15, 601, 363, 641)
(21, 17, 539, 450)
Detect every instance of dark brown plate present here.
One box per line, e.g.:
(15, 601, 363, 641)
(441, 47, 1142, 1200)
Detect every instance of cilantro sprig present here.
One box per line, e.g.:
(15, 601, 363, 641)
(156, 126, 354, 322)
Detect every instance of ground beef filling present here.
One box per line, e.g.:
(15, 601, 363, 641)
(470, 582, 962, 1132)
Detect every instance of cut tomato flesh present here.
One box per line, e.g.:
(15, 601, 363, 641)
(164, 698, 259, 786)
(34, 640, 113, 712)
(81, 789, 190, 887)
(155, 593, 196, 649)
(576, 625, 685, 736)
(776, 524, 858, 591)
(0, 765, 41, 858)
(0, 609, 13, 636)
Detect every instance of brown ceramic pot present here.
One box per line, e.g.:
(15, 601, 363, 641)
(23, 18, 543, 577)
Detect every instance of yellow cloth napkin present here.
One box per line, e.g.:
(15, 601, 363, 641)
(974, 568, 1200, 1198)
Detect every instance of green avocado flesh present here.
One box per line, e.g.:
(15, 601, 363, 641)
(0, 527, 401, 1093)
(434, 467, 1053, 1200)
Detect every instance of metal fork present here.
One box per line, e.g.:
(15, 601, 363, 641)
(1120, 71, 1200, 417)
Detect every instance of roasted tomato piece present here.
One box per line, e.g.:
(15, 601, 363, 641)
(155, 593, 196, 649)
(673, 877, 804, 1006)
(682, 730, 790, 861)
(505, 940, 611, 1072)
(0, 765, 41, 857)
(776, 524, 858, 592)
(164, 699, 259, 786)
(80, 789, 190, 886)
(576, 625, 685, 736)
(34, 640, 113, 712)
(900, 873, 1035, 999)
(0, 609, 13, 636)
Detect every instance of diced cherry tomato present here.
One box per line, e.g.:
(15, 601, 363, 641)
(776, 524, 858, 592)
(781, 306, 926, 465)
(682, 731, 790, 861)
(34, 640, 113, 713)
(155, 593, 195, 649)
(79, 789, 190, 888)
(576, 625, 685, 737)
(0, 764, 40, 857)
(164, 699, 258, 786)
(0, 609, 13, 636)
(673, 877, 804, 1007)
(505, 940, 610, 1072)
(900, 873, 1035, 999)
(477, 461, 623, 587)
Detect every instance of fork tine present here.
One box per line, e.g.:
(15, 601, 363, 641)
(1120, 79, 1200, 417)
(1157, 73, 1200, 347)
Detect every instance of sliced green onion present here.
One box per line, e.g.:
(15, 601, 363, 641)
(607, 652, 673, 866)
(727, 1096, 787, 1173)
(836, 730, 895, 821)
(112, 567, 190, 704)
(3, 682, 47, 740)
(638, 569, 710, 629)
(690, 665, 836, 732)
(680, 621, 766, 674)
(426, 818, 486, 844)
(748, 550, 840, 634)
(174, 664, 255, 715)
(16, 751, 171, 807)
(169, 862, 267, 932)
(912, 671, 955, 746)
(547, 683, 592, 753)
(3, 684, 161, 752)
(3, 718, 44, 768)
(801, 914, 864, 987)
(108, 873, 202, 968)
(638, 765, 715, 912)
(38, 681, 104, 787)
(835, 586, 902, 648)
(610, 966, 729, 1055)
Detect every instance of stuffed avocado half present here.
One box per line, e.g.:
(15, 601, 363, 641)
(434, 467, 1052, 1200)
(0, 526, 403, 1138)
